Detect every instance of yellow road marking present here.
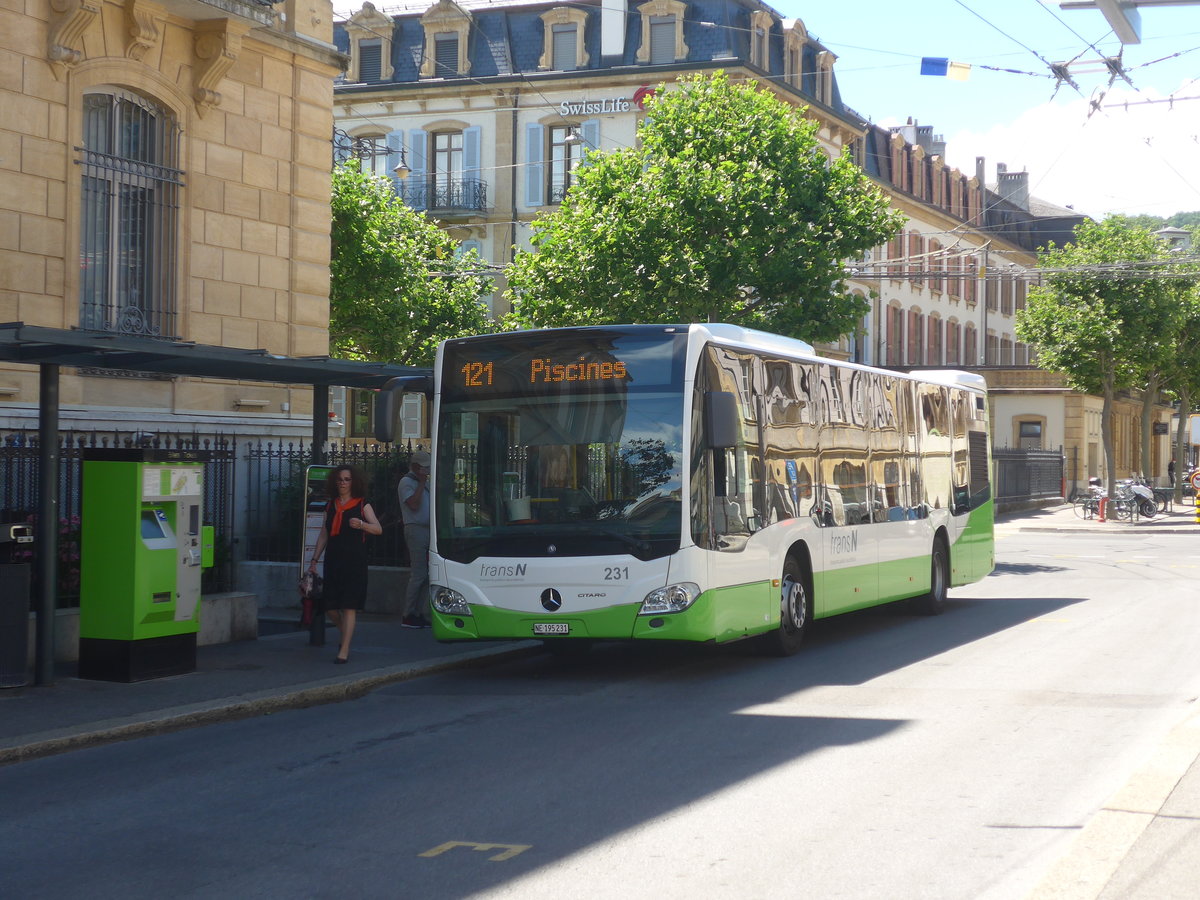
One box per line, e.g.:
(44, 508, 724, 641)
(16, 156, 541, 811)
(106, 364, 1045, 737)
(420, 841, 532, 861)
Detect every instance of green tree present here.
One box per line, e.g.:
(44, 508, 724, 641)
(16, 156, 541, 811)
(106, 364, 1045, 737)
(330, 162, 493, 367)
(1157, 288, 1200, 500)
(504, 72, 903, 343)
(1117, 213, 1165, 232)
(1017, 218, 1187, 494)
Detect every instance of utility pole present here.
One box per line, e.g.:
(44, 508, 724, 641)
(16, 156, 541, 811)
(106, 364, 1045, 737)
(978, 245, 990, 365)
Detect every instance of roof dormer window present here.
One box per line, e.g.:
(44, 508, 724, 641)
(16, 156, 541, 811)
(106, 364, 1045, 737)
(750, 10, 773, 69)
(420, 0, 472, 79)
(345, 3, 395, 83)
(359, 40, 382, 82)
(539, 7, 589, 71)
(636, 0, 688, 65)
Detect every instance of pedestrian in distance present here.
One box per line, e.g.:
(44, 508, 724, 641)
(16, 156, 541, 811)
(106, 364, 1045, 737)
(1168, 457, 1175, 486)
(398, 449, 432, 629)
(308, 465, 382, 663)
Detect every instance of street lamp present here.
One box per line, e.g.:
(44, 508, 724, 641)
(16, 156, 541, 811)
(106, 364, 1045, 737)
(332, 127, 409, 178)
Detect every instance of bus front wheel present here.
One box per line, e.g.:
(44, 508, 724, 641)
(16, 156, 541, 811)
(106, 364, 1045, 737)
(763, 556, 810, 657)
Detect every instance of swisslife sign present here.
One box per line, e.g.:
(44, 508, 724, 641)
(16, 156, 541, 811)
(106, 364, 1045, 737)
(556, 86, 657, 117)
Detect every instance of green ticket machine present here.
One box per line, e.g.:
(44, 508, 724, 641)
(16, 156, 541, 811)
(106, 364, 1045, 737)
(79, 449, 214, 682)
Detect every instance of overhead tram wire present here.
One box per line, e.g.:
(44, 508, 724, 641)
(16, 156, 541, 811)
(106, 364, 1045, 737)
(1031, 0, 1136, 89)
(951, 0, 1089, 98)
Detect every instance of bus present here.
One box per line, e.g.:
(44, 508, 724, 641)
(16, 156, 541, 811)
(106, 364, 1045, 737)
(404, 323, 993, 655)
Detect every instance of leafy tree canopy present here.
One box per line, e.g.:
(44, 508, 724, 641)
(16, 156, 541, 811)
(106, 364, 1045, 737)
(504, 72, 903, 343)
(1017, 217, 1190, 394)
(330, 163, 493, 367)
(1106, 210, 1199, 242)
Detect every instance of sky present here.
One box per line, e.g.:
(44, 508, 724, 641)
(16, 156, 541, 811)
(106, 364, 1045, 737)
(777, 0, 1200, 220)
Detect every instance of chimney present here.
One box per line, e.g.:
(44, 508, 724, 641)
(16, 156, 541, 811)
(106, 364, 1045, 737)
(996, 163, 1030, 211)
(975, 156, 986, 185)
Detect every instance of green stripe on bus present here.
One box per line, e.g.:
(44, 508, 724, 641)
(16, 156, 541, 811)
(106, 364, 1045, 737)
(432, 581, 775, 644)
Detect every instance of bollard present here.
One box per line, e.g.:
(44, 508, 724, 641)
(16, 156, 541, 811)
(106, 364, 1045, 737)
(1097, 496, 1107, 523)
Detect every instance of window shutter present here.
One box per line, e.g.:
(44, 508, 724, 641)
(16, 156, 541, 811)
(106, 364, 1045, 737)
(649, 18, 674, 64)
(435, 34, 458, 75)
(552, 25, 576, 71)
(358, 41, 382, 82)
(463, 126, 481, 181)
(525, 122, 544, 206)
(407, 129, 427, 210)
(580, 118, 600, 161)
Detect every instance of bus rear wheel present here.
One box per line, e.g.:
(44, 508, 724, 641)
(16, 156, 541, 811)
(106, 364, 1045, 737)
(763, 556, 810, 657)
(910, 539, 948, 616)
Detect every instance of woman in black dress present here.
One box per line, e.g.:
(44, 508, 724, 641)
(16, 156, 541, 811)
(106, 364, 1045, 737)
(307, 465, 382, 663)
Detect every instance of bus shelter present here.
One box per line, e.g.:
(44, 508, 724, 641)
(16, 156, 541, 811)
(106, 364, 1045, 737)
(0, 322, 429, 685)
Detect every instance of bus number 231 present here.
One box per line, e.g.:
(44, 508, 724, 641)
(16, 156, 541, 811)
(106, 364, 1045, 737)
(605, 566, 629, 581)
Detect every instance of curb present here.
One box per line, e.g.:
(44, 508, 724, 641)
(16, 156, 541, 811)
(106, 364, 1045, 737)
(1028, 700, 1200, 899)
(0, 642, 541, 767)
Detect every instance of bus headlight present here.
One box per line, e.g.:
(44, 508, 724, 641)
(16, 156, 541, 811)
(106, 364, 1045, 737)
(431, 585, 471, 616)
(639, 582, 700, 615)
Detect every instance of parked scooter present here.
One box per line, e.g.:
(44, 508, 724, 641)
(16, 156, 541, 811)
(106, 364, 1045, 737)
(1118, 477, 1158, 518)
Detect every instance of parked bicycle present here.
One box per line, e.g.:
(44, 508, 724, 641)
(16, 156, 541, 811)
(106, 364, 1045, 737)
(1072, 477, 1156, 520)
(1072, 478, 1105, 519)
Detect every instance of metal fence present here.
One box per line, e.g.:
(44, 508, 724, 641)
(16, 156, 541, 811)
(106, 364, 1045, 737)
(994, 446, 1064, 503)
(0, 429, 235, 608)
(242, 440, 421, 567)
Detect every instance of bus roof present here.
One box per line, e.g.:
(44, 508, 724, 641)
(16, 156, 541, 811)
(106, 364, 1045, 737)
(918, 370, 989, 393)
(695, 324, 816, 358)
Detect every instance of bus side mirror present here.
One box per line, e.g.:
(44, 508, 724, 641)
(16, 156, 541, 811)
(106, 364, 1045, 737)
(704, 391, 740, 450)
(374, 375, 433, 443)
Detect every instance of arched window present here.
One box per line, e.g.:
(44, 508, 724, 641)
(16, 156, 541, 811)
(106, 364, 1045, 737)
(79, 89, 181, 337)
(963, 323, 977, 364)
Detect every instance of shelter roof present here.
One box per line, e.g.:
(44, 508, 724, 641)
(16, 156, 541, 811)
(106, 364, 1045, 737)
(0, 323, 428, 388)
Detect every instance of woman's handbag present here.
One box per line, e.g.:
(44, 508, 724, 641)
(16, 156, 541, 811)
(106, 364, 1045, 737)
(299, 572, 323, 626)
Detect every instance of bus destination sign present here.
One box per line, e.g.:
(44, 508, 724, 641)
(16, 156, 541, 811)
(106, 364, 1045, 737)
(459, 356, 629, 390)
(442, 328, 687, 401)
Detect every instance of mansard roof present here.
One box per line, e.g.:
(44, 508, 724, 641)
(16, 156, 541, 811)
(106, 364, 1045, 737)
(333, 0, 853, 120)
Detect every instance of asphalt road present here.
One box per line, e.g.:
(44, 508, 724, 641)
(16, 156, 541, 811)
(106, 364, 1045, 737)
(2, 529, 1199, 900)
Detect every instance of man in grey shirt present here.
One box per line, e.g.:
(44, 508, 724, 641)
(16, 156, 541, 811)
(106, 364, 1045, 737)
(397, 450, 431, 627)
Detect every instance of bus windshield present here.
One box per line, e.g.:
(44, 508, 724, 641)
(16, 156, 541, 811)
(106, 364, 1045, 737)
(435, 327, 688, 563)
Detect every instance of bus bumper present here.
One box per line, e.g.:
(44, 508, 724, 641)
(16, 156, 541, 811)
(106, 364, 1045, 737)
(431, 582, 772, 644)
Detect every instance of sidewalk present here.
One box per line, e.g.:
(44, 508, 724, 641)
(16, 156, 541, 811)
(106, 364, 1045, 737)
(0, 613, 539, 766)
(996, 498, 1199, 535)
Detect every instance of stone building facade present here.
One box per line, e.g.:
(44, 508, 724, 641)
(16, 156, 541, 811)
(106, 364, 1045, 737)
(1, 0, 345, 435)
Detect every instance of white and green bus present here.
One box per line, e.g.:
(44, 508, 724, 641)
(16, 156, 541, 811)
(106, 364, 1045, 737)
(420, 323, 993, 655)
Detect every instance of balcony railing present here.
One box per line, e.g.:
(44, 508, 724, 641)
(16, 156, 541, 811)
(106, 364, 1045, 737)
(401, 177, 488, 213)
